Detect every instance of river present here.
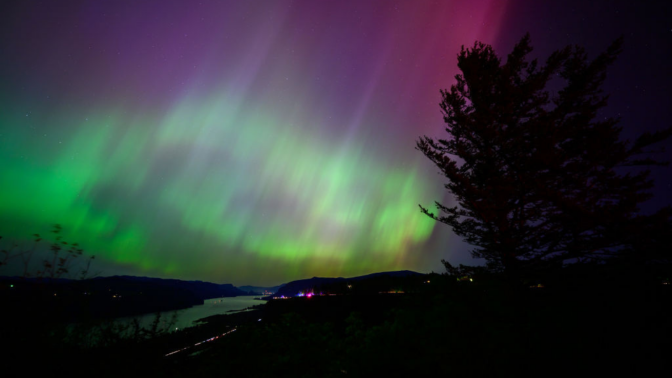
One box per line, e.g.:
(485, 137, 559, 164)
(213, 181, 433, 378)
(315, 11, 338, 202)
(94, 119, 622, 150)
(116, 295, 265, 331)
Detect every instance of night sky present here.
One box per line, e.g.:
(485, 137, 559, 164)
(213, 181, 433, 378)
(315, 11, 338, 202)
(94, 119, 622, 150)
(1, 0, 670, 286)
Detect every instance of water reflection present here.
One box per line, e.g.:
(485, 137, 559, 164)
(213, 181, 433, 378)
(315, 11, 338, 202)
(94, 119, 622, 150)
(116, 296, 265, 330)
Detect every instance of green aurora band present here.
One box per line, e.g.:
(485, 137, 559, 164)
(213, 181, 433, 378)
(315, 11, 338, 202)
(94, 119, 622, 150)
(0, 0, 513, 284)
(0, 90, 439, 283)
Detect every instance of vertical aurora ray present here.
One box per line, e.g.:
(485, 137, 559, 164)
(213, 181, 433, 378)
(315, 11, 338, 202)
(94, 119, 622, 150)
(0, 0, 509, 284)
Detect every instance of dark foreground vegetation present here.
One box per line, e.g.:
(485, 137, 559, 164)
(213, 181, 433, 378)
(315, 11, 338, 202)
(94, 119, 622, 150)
(3, 264, 670, 377)
(171, 266, 671, 377)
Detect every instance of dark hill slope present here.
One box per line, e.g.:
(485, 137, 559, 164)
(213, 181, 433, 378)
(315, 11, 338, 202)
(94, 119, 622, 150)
(273, 270, 425, 297)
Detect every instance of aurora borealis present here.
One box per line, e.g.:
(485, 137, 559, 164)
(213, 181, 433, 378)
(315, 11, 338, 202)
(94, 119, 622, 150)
(1, 1, 670, 285)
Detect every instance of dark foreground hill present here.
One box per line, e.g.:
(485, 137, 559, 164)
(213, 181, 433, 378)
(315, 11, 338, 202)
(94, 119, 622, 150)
(145, 269, 672, 377)
(3, 265, 672, 377)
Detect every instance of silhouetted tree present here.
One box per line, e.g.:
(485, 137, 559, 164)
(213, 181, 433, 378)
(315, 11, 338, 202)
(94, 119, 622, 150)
(417, 34, 672, 278)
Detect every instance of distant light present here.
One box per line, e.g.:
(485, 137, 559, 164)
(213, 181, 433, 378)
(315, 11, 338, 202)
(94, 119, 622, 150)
(469, 278, 473, 282)
(258, 319, 261, 321)
(10, 284, 13, 288)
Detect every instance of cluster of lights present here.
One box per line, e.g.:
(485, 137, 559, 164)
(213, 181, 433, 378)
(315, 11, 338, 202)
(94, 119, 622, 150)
(274, 291, 331, 299)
